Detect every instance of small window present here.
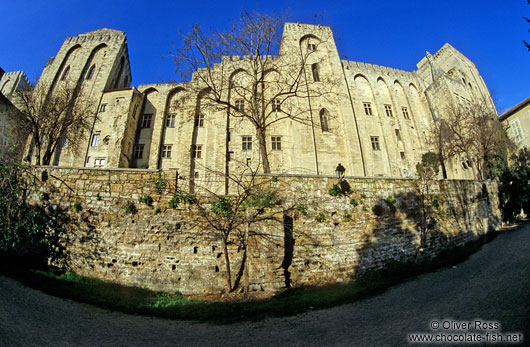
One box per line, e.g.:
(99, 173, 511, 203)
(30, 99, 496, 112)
(194, 172, 199, 179)
(192, 144, 202, 159)
(307, 43, 316, 51)
(94, 158, 105, 168)
(311, 63, 320, 82)
(400, 152, 406, 160)
(228, 151, 234, 161)
(61, 66, 70, 81)
(271, 136, 282, 151)
(134, 144, 144, 159)
(384, 104, 393, 117)
(395, 129, 401, 141)
(132, 104, 138, 119)
(246, 158, 251, 166)
(402, 106, 410, 120)
(272, 99, 281, 112)
(235, 99, 244, 112)
(363, 102, 373, 116)
(166, 114, 176, 128)
(86, 65, 96, 80)
(370, 136, 380, 151)
(102, 135, 110, 145)
(510, 119, 524, 143)
(100, 104, 107, 112)
(91, 133, 100, 147)
(242, 136, 252, 151)
(195, 114, 204, 127)
(319, 109, 329, 132)
(141, 114, 153, 128)
(162, 145, 172, 159)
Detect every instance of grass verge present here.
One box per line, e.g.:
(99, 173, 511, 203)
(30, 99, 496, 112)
(0, 229, 506, 323)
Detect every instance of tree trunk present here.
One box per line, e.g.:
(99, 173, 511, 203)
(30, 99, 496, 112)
(222, 238, 232, 291)
(256, 127, 271, 173)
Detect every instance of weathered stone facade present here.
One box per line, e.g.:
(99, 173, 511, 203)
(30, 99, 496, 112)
(28, 167, 501, 295)
(29, 23, 494, 184)
(500, 96, 530, 150)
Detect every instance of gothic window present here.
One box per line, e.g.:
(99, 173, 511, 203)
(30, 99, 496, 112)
(319, 109, 329, 132)
(363, 102, 373, 116)
(384, 104, 393, 117)
(61, 66, 70, 81)
(91, 133, 100, 147)
(134, 144, 144, 159)
(307, 43, 316, 51)
(311, 63, 320, 82)
(235, 99, 244, 112)
(242, 136, 252, 151)
(271, 136, 282, 150)
(132, 104, 138, 119)
(402, 106, 410, 120)
(272, 99, 281, 112)
(86, 65, 96, 80)
(370, 136, 380, 151)
(166, 114, 176, 128)
(395, 129, 401, 141)
(162, 145, 172, 159)
(141, 114, 153, 128)
(195, 114, 204, 127)
(100, 103, 107, 112)
(192, 144, 202, 159)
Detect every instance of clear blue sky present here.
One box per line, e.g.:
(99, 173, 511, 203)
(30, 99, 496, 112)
(1, 0, 529, 113)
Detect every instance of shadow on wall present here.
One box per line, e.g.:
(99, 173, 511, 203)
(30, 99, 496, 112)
(353, 180, 500, 278)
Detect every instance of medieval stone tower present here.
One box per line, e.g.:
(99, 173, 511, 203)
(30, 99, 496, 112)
(36, 28, 136, 167)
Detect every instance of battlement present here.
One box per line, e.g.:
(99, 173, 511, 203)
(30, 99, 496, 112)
(65, 28, 126, 45)
(341, 60, 415, 79)
(283, 22, 332, 35)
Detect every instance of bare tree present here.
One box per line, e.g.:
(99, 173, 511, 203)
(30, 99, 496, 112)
(429, 98, 511, 180)
(12, 82, 97, 166)
(172, 10, 337, 173)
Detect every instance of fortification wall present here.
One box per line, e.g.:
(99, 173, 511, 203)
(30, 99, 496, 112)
(27, 167, 501, 296)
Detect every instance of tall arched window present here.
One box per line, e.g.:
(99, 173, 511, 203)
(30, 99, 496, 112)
(319, 109, 329, 132)
(61, 66, 70, 81)
(311, 63, 320, 82)
(86, 65, 96, 80)
(123, 76, 129, 87)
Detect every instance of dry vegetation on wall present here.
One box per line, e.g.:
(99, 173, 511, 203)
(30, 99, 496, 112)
(3, 163, 501, 298)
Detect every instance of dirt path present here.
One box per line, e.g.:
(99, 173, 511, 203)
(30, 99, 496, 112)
(1, 225, 529, 346)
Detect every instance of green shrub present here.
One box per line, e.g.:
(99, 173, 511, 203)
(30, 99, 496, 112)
(211, 198, 233, 216)
(140, 195, 153, 206)
(125, 201, 137, 215)
(296, 205, 308, 216)
(315, 212, 326, 223)
(350, 199, 358, 206)
(153, 171, 167, 194)
(360, 193, 367, 199)
(154, 207, 162, 215)
(96, 193, 101, 201)
(168, 196, 180, 208)
(271, 176, 278, 183)
(73, 201, 82, 213)
(343, 212, 351, 220)
(328, 184, 342, 197)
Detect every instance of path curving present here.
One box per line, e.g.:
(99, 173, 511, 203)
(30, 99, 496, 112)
(1, 224, 529, 346)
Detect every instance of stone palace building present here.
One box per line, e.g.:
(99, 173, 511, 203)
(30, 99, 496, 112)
(25, 23, 495, 185)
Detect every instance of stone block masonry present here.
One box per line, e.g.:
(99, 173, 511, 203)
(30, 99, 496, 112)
(26, 167, 501, 296)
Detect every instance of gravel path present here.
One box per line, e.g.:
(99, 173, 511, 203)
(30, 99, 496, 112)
(1, 224, 529, 346)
